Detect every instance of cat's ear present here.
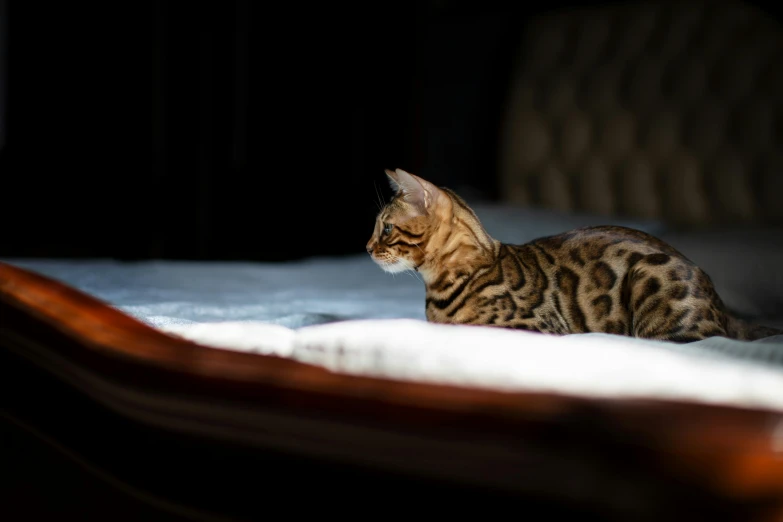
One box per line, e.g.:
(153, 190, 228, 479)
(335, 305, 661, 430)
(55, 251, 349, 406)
(385, 168, 404, 193)
(385, 168, 440, 212)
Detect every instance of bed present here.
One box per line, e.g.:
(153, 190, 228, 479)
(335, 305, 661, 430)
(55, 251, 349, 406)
(3, 1, 783, 520)
(3, 202, 783, 521)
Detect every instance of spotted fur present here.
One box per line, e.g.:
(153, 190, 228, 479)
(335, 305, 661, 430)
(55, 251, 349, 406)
(366, 169, 782, 343)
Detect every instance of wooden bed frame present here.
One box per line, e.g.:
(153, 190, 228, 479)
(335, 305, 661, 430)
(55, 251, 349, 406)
(2, 259, 783, 521)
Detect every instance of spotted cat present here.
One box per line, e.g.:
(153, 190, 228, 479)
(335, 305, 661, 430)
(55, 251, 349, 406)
(366, 168, 782, 342)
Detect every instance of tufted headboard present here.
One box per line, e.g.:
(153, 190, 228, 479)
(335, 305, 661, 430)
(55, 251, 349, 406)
(498, 0, 783, 227)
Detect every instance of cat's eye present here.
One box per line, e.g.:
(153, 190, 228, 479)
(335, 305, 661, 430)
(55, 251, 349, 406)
(383, 223, 393, 235)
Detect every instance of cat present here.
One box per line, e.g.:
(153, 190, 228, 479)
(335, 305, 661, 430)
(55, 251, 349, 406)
(366, 168, 783, 343)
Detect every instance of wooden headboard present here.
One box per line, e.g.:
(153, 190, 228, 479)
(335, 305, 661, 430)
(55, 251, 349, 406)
(498, 0, 783, 226)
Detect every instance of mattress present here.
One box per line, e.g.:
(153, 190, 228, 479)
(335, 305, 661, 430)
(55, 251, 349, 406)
(5, 204, 783, 412)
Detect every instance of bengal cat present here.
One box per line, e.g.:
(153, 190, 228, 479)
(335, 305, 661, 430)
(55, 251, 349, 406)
(366, 168, 782, 343)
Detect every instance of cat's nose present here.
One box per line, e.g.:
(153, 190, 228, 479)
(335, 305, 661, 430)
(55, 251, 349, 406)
(366, 240, 376, 254)
(366, 245, 374, 254)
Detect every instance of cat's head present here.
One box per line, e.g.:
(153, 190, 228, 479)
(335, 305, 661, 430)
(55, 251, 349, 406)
(366, 168, 448, 275)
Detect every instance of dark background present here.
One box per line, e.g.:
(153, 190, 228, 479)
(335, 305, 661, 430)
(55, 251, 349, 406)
(1, 0, 781, 261)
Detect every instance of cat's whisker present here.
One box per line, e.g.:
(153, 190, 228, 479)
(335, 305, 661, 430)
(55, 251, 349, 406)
(373, 181, 385, 211)
(397, 258, 424, 283)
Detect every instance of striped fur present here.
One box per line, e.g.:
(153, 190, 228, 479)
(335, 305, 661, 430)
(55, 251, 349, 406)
(366, 169, 782, 343)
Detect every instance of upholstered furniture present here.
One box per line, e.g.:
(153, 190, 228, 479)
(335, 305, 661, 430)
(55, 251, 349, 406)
(499, 0, 783, 226)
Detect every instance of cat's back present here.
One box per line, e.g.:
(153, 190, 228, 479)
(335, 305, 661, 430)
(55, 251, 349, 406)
(516, 225, 689, 267)
(493, 225, 718, 337)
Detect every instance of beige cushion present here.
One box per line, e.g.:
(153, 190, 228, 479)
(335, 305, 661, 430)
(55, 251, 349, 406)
(498, 0, 783, 226)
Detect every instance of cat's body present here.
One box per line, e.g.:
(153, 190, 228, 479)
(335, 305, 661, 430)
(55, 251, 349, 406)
(367, 168, 782, 343)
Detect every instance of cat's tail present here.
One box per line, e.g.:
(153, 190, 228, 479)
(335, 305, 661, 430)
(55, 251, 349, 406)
(725, 315, 783, 341)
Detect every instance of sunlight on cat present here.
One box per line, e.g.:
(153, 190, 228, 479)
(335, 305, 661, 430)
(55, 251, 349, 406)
(367, 167, 783, 341)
